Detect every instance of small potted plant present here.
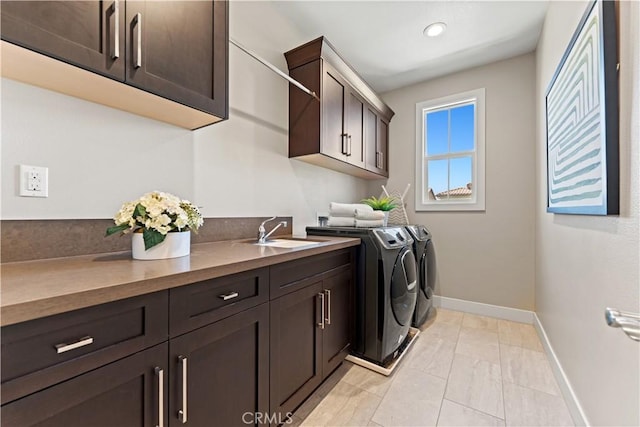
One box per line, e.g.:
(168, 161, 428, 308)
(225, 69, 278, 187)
(106, 191, 203, 260)
(361, 195, 397, 226)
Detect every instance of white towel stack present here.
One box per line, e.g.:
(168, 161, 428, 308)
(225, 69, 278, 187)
(354, 208, 385, 228)
(327, 203, 385, 228)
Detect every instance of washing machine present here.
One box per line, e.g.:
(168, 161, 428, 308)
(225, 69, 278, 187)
(306, 226, 417, 365)
(404, 225, 436, 328)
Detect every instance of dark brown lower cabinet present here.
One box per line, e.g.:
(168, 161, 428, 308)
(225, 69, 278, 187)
(270, 281, 324, 416)
(169, 303, 270, 427)
(1, 249, 354, 426)
(270, 266, 353, 416)
(322, 267, 353, 375)
(1, 343, 168, 427)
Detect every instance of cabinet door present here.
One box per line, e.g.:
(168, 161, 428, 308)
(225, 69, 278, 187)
(0, 0, 125, 80)
(377, 118, 390, 176)
(1, 343, 168, 427)
(322, 267, 354, 376)
(126, 0, 228, 118)
(365, 106, 379, 172)
(365, 107, 389, 176)
(322, 66, 348, 161)
(270, 282, 323, 416)
(346, 91, 366, 168)
(169, 303, 269, 427)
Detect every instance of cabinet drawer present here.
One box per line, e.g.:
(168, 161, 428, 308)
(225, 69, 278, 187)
(1, 342, 168, 427)
(270, 249, 353, 299)
(170, 268, 269, 337)
(1, 291, 168, 404)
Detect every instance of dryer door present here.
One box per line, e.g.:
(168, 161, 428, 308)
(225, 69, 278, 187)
(390, 248, 418, 326)
(425, 239, 436, 298)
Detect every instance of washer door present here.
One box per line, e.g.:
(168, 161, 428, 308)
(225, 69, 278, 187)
(390, 247, 418, 326)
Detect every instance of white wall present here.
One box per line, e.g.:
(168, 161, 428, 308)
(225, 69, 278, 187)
(1, 79, 194, 218)
(0, 1, 368, 231)
(535, 1, 640, 425)
(377, 53, 537, 310)
(193, 1, 368, 235)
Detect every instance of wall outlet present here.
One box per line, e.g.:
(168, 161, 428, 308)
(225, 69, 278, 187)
(19, 165, 48, 197)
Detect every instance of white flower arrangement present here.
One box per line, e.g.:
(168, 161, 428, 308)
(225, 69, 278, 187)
(106, 191, 203, 250)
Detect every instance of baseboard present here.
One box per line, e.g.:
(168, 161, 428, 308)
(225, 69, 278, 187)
(533, 314, 589, 426)
(433, 295, 535, 324)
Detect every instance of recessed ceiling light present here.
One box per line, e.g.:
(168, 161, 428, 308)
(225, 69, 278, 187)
(423, 22, 447, 38)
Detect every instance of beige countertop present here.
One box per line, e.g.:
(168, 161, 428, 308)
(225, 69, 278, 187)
(0, 236, 360, 327)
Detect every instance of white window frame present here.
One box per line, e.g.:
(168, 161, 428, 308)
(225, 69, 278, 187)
(415, 88, 486, 211)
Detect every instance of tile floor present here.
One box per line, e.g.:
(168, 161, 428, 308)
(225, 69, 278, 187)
(290, 308, 574, 427)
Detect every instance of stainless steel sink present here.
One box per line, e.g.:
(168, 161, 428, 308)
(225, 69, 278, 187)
(254, 239, 321, 249)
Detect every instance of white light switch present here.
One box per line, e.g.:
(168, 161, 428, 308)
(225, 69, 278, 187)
(19, 165, 48, 197)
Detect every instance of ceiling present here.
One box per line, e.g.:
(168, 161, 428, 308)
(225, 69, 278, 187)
(272, 1, 549, 93)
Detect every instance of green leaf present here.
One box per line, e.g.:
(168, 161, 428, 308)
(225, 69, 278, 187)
(143, 228, 165, 250)
(105, 223, 130, 237)
(132, 203, 147, 219)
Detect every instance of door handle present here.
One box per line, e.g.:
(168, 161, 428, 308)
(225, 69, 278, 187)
(111, 1, 120, 59)
(133, 12, 142, 68)
(178, 356, 188, 423)
(154, 367, 164, 427)
(605, 307, 640, 341)
(341, 133, 348, 155)
(317, 293, 325, 329)
(324, 289, 331, 325)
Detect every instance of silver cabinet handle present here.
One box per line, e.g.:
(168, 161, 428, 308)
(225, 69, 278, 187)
(605, 307, 640, 342)
(155, 367, 164, 427)
(324, 289, 331, 325)
(379, 152, 384, 169)
(219, 291, 239, 301)
(376, 151, 381, 168)
(178, 356, 188, 423)
(318, 293, 325, 329)
(111, 1, 120, 59)
(134, 12, 142, 68)
(55, 336, 93, 354)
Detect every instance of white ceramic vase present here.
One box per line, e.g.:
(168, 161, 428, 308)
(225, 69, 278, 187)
(383, 211, 390, 226)
(131, 231, 191, 260)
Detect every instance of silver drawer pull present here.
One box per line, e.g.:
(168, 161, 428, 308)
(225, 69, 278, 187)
(111, 1, 120, 59)
(324, 289, 331, 325)
(219, 292, 239, 301)
(55, 336, 94, 354)
(178, 356, 188, 423)
(155, 367, 164, 427)
(134, 12, 142, 69)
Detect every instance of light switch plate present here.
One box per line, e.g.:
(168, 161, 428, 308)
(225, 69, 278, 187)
(19, 165, 48, 197)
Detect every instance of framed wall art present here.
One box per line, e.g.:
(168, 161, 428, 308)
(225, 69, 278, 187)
(545, 0, 619, 215)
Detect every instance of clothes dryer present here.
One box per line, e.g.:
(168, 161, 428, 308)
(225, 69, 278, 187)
(306, 226, 417, 365)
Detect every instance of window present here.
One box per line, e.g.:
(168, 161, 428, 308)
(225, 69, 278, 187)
(415, 88, 485, 211)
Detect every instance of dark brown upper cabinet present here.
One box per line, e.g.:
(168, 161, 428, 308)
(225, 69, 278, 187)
(0, 0, 228, 130)
(125, 0, 227, 119)
(285, 36, 393, 179)
(364, 107, 389, 176)
(0, 1, 126, 80)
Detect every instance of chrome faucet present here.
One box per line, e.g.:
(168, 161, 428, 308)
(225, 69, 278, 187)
(257, 216, 288, 243)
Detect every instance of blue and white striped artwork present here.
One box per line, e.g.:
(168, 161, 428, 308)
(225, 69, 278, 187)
(545, 0, 618, 215)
